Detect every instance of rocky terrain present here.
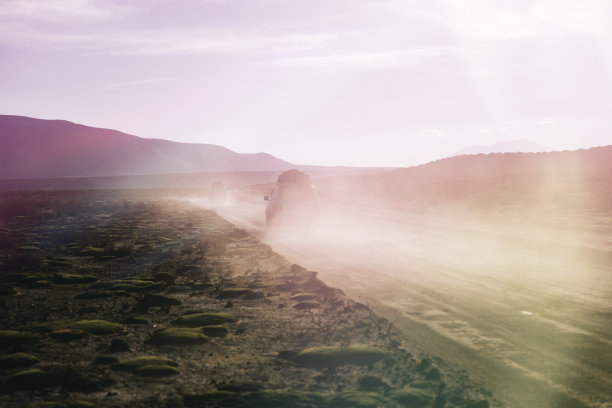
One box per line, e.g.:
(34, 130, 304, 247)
(0, 190, 493, 407)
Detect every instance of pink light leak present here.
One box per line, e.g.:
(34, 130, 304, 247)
(1, 0, 611, 166)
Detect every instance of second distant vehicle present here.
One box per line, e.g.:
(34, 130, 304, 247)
(264, 170, 320, 228)
(208, 181, 227, 206)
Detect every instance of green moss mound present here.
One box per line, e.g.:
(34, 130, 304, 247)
(139, 294, 181, 307)
(185, 390, 327, 407)
(53, 274, 97, 285)
(202, 325, 229, 338)
(134, 364, 179, 377)
(113, 356, 178, 373)
(50, 329, 88, 342)
(218, 288, 255, 299)
(28, 401, 94, 408)
(0, 353, 39, 369)
(465, 401, 490, 408)
(79, 246, 105, 256)
(389, 388, 434, 407)
(147, 328, 210, 346)
(109, 279, 163, 292)
(29, 280, 55, 288)
(0, 330, 37, 349)
(46, 320, 123, 335)
(3, 369, 54, 390)
(18, 274, 48, 286)
(290, 293, 318, 301)
(93, 355, 118, 365)
(183, 391, 238, 406)
(171, 313, 237, 327)
(293, 301, 321, 310)
(241, 390, 327, 407)
(358, 376, 388, 391)
(0, 285, 16, 296)
(329, 391, 396, 408)
(292, 346, 388, 369)
(123, 316, 149, 325)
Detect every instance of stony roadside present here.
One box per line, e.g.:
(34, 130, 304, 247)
(0, 191, 494, 407)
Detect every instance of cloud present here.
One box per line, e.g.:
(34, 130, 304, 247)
(105, 77, 180, 91)
(0, 18, 339, 58)
(0, 0, 131, 22)
(415, 128, 446, 140)
(536, 117, 556, 125)
(103, 32, 338, 57)
(269, 46, 458, 69)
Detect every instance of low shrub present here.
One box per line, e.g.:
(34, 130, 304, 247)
(292, 346, 388, 369)
(329, 391, 395, 408)
(46, 320, 123, 335)
(113, 356, 178, 373)
(2, 369, 54, 390)
(293, 301, 321, 310)
(202, 325, 229, 338)
(135, 364, 179, 377)
(217, 288, 255, 299)
(50, 329, 88, 342)
(0, 330, 37, 349)
(28, 401, 94, 408)
(113, 356, 179, 377)
(389, 388, 434, 407)
(0, 353, 39, 369)
(290, 293, 318, 301)
(171, 313, 237, 327)
(53, 274, 97, 285)
(147, 328, 210, 346)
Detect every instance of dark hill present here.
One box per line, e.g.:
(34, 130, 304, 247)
(389, 147, 612, 183)
(316, 146, 612, 212)
(0, 115, 294, 179)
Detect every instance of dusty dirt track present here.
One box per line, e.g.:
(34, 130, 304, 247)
(212, 191, 612, 408)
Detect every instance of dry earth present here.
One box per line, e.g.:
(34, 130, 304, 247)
(214, 190, 612, 408)
(0, 191, 492, 408)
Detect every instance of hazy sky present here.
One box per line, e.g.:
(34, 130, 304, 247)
(1, 0, 611, 166)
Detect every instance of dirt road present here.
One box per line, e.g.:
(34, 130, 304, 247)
(208, 192, 612, 408)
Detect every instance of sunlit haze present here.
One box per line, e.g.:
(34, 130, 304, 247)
(1, 0, 611, 166)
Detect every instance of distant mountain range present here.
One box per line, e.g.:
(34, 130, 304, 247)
(453, 139, 553, 156)
(316, 145, 612, 212)
(0, 115, 298, 179)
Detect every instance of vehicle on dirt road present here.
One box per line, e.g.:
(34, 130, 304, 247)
(264, 170, 320, 229)
(208, 181, 227, 206)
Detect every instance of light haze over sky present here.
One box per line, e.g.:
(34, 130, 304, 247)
(1, 0, 611, 167)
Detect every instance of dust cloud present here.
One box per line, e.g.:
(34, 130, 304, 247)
(195, 183, 612, 408)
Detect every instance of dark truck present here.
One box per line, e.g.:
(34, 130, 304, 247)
(264, 170, 320, 228)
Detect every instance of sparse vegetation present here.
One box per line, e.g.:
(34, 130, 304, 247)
(171, 312, 237, 327)
(294, 300, 321, 310)
(201, 325, 229, 337)
(50, 329, 88, 342)
(329, 391, 395, 408)
(0, 192, 493, 407)
(45, 320, 123, 335)
(0, 330, 37, 349)
(389, 388, 434, 407)
(113, 356, 178, 374)
(134, 364, 179, 377)
(2, 369, 54, 390)
(0, 353, 39, 369)
(27, 401, 94, 408)
(147, 328, 210, 346)
(291, 293, 318, 301)
(292, 346, 388, 368)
